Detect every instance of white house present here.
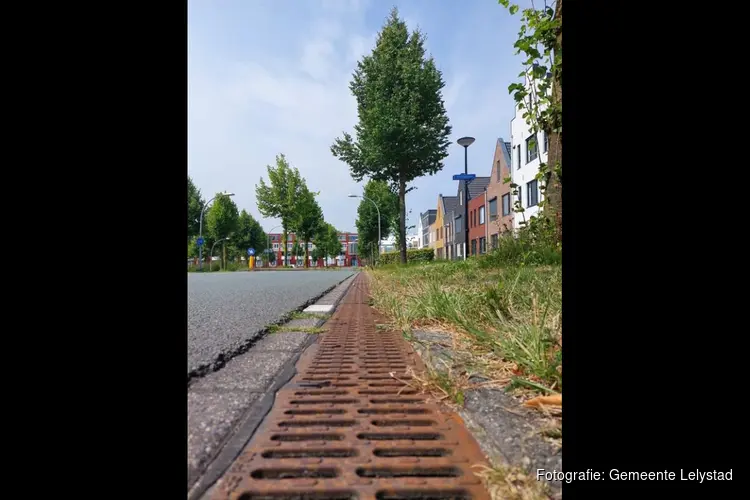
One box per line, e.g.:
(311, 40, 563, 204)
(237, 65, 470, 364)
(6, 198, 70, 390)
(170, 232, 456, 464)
(510, 69, 550, 230)
(416, 216, 424, 249)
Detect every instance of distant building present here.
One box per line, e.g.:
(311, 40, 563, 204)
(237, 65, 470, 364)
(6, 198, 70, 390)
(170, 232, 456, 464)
(266, 231, 359, 267)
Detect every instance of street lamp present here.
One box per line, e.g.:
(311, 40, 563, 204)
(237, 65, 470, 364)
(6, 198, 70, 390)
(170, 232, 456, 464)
(349, 193, 380, 265)
(198, 191, 235, 271)
(457, 137, 475, 260)
(209, 237, 231, 271)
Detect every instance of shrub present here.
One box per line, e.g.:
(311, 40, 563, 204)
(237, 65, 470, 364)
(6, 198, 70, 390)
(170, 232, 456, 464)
(378, 248, 434, 265)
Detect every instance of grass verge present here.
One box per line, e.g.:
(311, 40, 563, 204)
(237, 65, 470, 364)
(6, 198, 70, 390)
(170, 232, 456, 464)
(367, 256, 561, 396)
(290, 311, 331, 320)
(268, 325, 327, 334)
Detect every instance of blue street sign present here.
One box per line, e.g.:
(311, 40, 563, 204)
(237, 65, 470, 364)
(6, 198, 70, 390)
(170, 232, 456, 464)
(248, 248, 255, 256)
(452, 173, 476, 181)
(197, 237, 205, 246)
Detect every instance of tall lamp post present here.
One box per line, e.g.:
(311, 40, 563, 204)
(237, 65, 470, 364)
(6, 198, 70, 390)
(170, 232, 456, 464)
(209, 237, 231, 271)
(198, 191, 235, 271)
(348, 194, 380, 265)
(457, 137, 475, 260)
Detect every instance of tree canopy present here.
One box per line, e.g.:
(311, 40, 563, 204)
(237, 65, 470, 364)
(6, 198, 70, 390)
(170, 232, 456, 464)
(188, 176, 204, 241)
(232, 209, 267, 260)
(293, 185, 324, 267)
(331, 7, 452, 264)
(355, 179, 398, 262)
(256, 154, 306, 266)
(316, 222, 341, 266)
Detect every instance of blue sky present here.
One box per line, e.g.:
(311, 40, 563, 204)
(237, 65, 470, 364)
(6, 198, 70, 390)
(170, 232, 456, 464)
(188, 0, 530, 234)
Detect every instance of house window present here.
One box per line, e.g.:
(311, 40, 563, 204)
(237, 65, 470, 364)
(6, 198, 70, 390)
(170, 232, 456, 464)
(479, 206, 485, 225)
(471, 239, 477, 256)
(455, 216, 462, 233)
(526, 135, 539, 163)
(517, 188, 522, 207)
(491, 233, 499, 249)
(479, 237, 486, 254)
(527, 180, 539, 207)
(516, 145, 521, 170)
(502, 193, 511, 216)
(273, 243, 279, 250)
(489, 197, 498, 220)
(542, 131, 548, 153)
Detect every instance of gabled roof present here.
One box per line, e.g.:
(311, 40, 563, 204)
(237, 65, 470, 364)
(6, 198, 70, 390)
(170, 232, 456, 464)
(468, 177, 490, 198)
(442, 195, 458, 216)
(499, 138, 512, 167)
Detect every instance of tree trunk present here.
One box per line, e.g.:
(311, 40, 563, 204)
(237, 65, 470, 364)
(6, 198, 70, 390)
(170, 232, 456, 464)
(222, 243, 226, 270)
(543, 0, 563, 244)
(304, 239, 309, 268)
(282, 228, 288, 267)
(398, 176, 407, 264)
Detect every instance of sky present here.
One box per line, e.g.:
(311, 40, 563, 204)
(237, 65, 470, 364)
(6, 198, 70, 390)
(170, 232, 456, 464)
(188, 0, 531, 234)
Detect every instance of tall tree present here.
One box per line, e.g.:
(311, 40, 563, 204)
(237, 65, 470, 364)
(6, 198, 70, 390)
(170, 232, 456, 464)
(188, 176, 204, 241)
(331, 8, 452, 264)
(206, 193, 239, 268)
(355, 179, 399, 262)
(316, 223, 341, 267)
(256, 154, 305, 267)
(499, 0, 562, 243)
(293, 186, 324, 268)
(231, 209, 267, 262)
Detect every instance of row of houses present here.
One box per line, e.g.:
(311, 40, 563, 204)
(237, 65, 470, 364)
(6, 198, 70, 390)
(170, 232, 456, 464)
(264, 231, 360, 267)
(417, 75, 548, 258)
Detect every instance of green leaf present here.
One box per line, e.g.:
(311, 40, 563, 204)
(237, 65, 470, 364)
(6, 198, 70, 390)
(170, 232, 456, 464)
(509, 4, 519, 14)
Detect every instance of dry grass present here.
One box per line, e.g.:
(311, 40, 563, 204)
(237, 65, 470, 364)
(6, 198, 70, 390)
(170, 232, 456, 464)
(367, 259, 561, 396)
(474, 463, 555, 500)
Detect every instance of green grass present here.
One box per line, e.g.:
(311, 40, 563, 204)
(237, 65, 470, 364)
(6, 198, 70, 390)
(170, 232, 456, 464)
(368, 252, 561, 394)
(268, 324, 327, 334)
(290, 311, 331, 320)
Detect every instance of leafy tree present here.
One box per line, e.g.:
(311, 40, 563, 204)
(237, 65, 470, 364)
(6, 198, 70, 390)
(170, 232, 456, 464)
(331, 8, 452, 264)
(499, 0, 562, 243)
(292, 186, 324, 268)
(256, 154, 305, 267)
(188, 176, 204, 241)
(355, 180, 398, 262)
(316, 223, 341, 267)
(230, 209, 267, 262)
(206, 193, 239, 268)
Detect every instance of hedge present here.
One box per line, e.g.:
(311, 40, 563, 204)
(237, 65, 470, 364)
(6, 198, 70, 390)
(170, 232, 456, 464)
(378, 248, 434, 265)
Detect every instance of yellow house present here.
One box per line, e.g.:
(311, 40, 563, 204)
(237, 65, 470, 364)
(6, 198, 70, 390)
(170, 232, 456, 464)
(434, 194, 445, 259)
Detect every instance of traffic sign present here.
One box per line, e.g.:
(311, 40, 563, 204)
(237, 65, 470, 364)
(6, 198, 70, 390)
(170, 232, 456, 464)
(452, 173, 476, 181)
(197, 237, 205, 246)
(248, 248, 255, 256)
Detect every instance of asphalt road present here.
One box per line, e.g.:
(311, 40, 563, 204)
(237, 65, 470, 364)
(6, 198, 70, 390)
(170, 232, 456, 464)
(187, 270, 354, 374)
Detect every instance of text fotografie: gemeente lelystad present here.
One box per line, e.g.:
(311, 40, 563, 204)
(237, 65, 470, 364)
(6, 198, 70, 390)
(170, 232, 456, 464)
(538, 469, 732, 483)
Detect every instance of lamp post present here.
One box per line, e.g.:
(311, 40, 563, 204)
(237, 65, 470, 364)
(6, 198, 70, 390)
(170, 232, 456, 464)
(267, 224, 281, 268)
(209, 237, 231, 271)
(198, 191, 235, 271)
(457, 137, 475, 260)
(349, 194, 380, 265)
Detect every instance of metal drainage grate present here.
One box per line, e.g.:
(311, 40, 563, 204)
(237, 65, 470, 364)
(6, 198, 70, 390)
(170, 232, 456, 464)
(214, 275, 491, 500)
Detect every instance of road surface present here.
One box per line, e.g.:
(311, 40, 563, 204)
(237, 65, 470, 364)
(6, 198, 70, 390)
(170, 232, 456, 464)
(187, 270, 354, 374)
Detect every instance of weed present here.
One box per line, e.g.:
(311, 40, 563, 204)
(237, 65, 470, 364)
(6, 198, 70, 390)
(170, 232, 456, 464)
(474, 463, 553, 500)
(290, 311, 330, 320)
(270, 325, 326, 334)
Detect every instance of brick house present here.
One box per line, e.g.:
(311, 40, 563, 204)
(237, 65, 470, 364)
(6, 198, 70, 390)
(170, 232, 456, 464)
(266, 231, 358, 267)
(441, 195, 458, 260)
(454, 176, 490, 258)
(467, 177, 491, 256)
(485, 138, 514, 249)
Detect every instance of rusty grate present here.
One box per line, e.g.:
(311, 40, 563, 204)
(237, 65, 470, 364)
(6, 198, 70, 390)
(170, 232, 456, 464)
(214, 275, 491, 500)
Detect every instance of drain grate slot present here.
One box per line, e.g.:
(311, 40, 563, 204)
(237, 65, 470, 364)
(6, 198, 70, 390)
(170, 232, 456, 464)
(270, 433, 343, 442)
(370, 398, 425, 404)
(238, 493, 357, 500)
(250, 468, 339, 479)
(357, 467, 461, 478)
(358, 408, 429, 415)
(371, 420, 436, 427)
(357, 433, 442, 441)
(373, 448, 450, 457)
(278, 420, 357, 428)
(359, 389, 417, 395)
(261, 449, 358, 459)
(375, 490, 472, 500)
(294, 390, 349, 396)
(289, 399, 359, 405)
(284, 409, 345, 415)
